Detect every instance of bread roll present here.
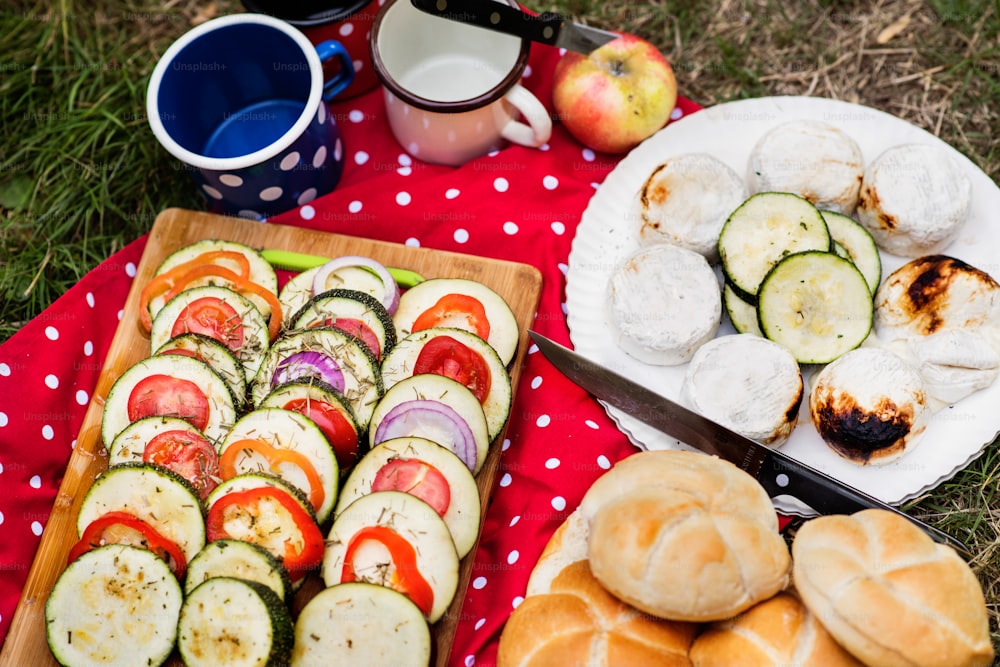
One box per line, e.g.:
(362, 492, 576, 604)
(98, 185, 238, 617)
(581, 450, 790, 622)
(689, 591, 864, 666)
(498, 560, 696, 667)
(792, 509, 994, 667)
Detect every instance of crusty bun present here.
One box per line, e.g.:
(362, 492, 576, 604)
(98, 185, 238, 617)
(498, 559, 697, 667)
(746, 120, 864, 215)
(689, 591, 864, 666)
(580, 450, 790, 622)
(792, 509, 995, 667)
(503, 508, 697, 667)
(525, 508, 590, 597)
(855, 143, 972, 257)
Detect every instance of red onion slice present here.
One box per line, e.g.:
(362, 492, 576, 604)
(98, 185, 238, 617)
(271, 351, 345, 392)
(373, 400, 478, 472)
(311, 255, 401, 314)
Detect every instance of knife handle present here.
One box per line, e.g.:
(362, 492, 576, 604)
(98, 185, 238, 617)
(409, 0, 566, 47)
(757, 450, 973, 559)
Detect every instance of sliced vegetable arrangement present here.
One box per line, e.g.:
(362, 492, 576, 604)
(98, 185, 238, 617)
(718, 192, 879, 364)
(46, 240, 522, 667)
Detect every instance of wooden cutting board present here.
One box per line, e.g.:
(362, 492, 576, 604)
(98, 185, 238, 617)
(1, 207, 544, 666)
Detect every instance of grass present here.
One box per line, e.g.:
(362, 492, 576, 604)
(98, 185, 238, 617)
(2, 0, 999, 650)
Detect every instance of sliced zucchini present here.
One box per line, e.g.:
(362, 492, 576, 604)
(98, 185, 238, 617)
(177, 577, 293, 667)
(259, 378, 363, 472)
(291, 582, 431, 667)
(46, 544, 182, 667)
(153, 331, 248, 405)
(757, 250, 873, 364)
(718, 192, 831, 302)
(322, 490, 460, 623)
(206, 472, 317, 525)
(107, 415, 206, 465)
(820, 209, 882, 295)
(367, 374, 490, 476)
(392, 277, 520, 366)
(723, 283, 763, 337)
(184, 538, 293, 602)
(150, 284, 270, 382)
(218, 407, 340, 525)
(291, 288, 397, 361)
(250, 328, 383, 432)
(101, 353, 237, 449)
(77, 462, 206, 565)
(277, 266, 321, 329)
(204, 473, 323, 585)
(149, 239, 279, 324)
(380, 327, 512, 442)
(337, 436, 482, 558)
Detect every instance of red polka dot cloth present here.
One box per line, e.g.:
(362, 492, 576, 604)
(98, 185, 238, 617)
(0, 43, 711, 663)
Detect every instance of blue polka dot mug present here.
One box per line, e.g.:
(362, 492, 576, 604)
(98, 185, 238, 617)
(146, 13, 354, 220)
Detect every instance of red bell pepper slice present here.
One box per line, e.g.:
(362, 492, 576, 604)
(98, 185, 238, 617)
(69, 510, 188, 580)
(138, 250, 252, 331)
(341, 525, 435, 617)
(206, 486, 324, 580)
(218, 438, 326, 513)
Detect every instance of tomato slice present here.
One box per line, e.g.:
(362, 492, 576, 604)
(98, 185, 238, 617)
(341, 525, 435, 617)
(411, 293, 490, 341)
(371, 458, 451, 516)
(143, 429, 221, 501)
(282, 397, 360, 471)
(315, 317, 381, 360)
(412, 335, 492, 404)
(170, 296, 245, 352)
(69, 510, 188, 579)
(126, 374, 210, 432)
(206, 487, 323, 581)
(219, 438, 326, 513)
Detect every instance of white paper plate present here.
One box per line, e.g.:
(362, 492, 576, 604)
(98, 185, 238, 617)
(565, 95, 1000, 516)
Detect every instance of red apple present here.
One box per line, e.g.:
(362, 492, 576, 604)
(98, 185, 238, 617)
(552, 33, 678, 155)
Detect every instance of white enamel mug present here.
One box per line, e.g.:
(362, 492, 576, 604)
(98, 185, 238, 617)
(370, 0, 552, 166)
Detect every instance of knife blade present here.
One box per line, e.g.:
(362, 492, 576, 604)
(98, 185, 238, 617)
(528, 330, 973, 558)
(409, 0, 618, 54)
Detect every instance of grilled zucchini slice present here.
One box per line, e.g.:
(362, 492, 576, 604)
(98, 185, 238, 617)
(757, 250, 873, 364)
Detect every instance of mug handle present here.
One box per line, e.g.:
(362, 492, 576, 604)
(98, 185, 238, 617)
(500, 84, 553, 148)
(315, 40, 356, 102)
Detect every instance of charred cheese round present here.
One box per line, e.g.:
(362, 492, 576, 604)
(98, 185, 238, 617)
(638, 153, 748, 260)
(874, 255, 1000, 406)
(808, 347, 930, 465)
(746, 120, 864, 215)
(855, 143, 972, 257)
(607, 244, 722, 366)
(681, 334, 803, 448)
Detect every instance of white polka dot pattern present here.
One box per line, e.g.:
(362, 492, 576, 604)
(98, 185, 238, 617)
(0, 46, 699, 659)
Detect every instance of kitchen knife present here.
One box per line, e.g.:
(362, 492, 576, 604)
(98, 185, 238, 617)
(528, 330, 973, 559)
(409, 0, 618, 54)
